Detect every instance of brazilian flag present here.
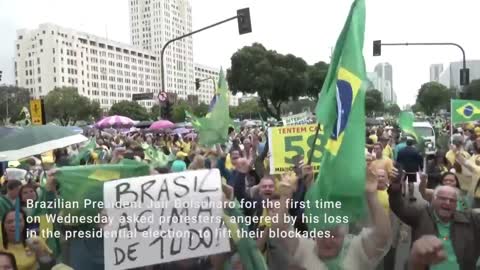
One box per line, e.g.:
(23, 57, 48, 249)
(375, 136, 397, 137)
(398, 111, 419, 140)
(305, 0, 367, 230)
(186, 68, 233, 146)
(451, 99, 480, 124)
(55, 159, 150, 227)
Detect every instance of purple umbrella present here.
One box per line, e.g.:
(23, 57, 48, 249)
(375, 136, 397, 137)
(185, 133, 197, 139)
(96, 115, 134, 129)
(150, 120, 175, 130)
(173, 127, 190, 134)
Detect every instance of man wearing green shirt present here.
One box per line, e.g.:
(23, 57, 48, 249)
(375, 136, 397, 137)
(389, 176, 480, 269)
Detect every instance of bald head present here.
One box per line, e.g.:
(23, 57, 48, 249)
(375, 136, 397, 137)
(432, 185, 458, 223)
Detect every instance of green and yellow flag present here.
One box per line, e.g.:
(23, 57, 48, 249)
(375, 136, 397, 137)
(142, 143, 174, 168)
(398, 111, 419, 140)
(451, 99, 480, 124)
(187, 68, 232, 146)
(68, 138, 97, 166)
(223, 200, 268, 270)
(55, 159, 150, 226)
(305, 0, 367, 230)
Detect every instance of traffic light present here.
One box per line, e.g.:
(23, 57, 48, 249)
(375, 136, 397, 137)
(373, 40, 381, 56)
(0, 70, 3, 81)
(161, 100, 173, 120)
(195, 78, 201, 90)
(460, 68, 470, 86)
(237, 8, 252, 35)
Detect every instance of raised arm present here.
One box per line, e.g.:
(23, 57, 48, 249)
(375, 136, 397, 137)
(419, 173, 434, 202)
(388, 168, 422, 227)
(361, 164, 392, 260)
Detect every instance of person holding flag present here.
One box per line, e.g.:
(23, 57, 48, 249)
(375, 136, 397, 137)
(270, 0, 392, 269)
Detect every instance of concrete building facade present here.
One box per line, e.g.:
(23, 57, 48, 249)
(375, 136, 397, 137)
(129, 0, 194, 100)
(15, 23, 160, 110)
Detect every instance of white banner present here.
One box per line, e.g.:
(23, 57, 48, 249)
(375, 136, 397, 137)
(103, 169, 230, 270)
(282, 112, 310, 126)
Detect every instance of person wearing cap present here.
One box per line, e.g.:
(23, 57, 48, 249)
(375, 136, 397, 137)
(171, 160, 187, 172)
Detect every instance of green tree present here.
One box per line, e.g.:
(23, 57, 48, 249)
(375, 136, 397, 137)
(229, 99, 262, 119)
(227, 43, 308, 120)
(172, 100, 190, 123)
(0, 86, 30, 124)
(385, 103, 401, 116)
(463, 79, 480, 100)
(411, 103, 423, 113)
(109, 100, 149, 121)
(416, 82, 451, 115)
(193, 103, 209, 117)
(44, 87, 100, 125)
(306, 61, 329, 99)
(365, 89, 384, 116)
(150, 104, 161, 120)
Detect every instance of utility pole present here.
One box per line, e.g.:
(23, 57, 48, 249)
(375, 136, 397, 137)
(373, 41, 469, 90)
(159, 8, 251, 102)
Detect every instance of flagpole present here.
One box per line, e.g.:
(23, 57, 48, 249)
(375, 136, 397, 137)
(307, 124, 321, 165)
(450, 99, 453, 140)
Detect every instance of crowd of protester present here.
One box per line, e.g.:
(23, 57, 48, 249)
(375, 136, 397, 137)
(0, 121, 479, 270)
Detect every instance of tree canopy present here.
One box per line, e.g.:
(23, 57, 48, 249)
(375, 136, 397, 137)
(44, 87, 100, 126)
(150, 104, 161, 120)
(463, 79, 480, 100)
(365, 89, 384, 116)
(415, 82, 452, 115)
(171, 100, 189, 123)
(228, 43, 325, 120)
(306, 61, 329, 99)
(109, 100, 150, 121)
(0, 86, 30, 124)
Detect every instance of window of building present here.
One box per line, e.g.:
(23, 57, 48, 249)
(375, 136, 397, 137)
(62, 77, 64, 82)
(38, 77, 41, 83)
(37, 67, 41, 74)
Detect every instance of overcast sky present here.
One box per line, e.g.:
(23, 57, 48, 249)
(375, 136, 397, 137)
(0, 0, 479, 106)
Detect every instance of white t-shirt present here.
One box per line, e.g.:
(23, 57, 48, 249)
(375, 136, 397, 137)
(291, 228, 388, 270)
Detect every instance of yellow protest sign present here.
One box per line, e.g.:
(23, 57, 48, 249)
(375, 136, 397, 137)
(268, 124, 324, 174)
(30, 99, 44, 125)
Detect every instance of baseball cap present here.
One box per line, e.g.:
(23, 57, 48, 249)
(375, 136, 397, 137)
(171, 160, 187, 172)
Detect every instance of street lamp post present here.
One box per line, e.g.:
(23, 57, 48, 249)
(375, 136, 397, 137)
(195, 77, 216, 92)
(373, 41, 469, 88)
(159, 8, 251, 101)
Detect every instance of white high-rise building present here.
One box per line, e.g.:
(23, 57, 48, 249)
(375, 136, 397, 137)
(429, 64, 444, 82)
(129, 0, 194, 100)
(374, 62, 397, 104)
(15, 23, 160, 110)
(367, 72, 381, 90)
(194, 63, 218, 105)
(439, 60, 480, 90)
(193, 64, 239, 106)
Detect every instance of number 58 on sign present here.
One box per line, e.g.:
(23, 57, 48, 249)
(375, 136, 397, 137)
(268, 124, 324, 174)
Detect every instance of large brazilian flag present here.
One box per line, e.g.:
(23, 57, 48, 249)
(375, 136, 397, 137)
(305, 0, 368, 230)
(451, 99, 480, 124)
